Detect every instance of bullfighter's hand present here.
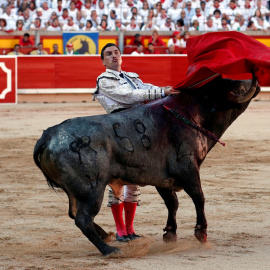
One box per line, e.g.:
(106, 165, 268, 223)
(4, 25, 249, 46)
(163, 86, 180, 96)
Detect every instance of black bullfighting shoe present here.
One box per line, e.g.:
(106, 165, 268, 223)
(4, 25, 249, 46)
(116, 233, 130, 242)
(128, 233, 140, 240)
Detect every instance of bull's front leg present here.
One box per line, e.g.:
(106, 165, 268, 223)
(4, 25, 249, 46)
(156, 187, 179, 242)
(183, 173, 207, 243)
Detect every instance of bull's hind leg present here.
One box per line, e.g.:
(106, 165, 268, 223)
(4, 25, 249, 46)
(74, 184, 120, 256)
(156, 187, 179, 242)
(183, 174, 207, 243)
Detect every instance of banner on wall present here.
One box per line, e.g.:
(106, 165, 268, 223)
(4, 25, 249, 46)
(62, 32, 99, 55)
(0, 56, 17, 104)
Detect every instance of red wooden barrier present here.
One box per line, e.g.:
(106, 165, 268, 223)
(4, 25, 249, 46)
(17, 55, 189, 89)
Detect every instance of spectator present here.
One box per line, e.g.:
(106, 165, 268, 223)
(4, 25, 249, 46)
(64, 43, 79, 55)
(47, 11, 58, 27)
(30, 42, 48, 55)
(19, 33, 34, 48)
(204, 17, 218, 31)
(30, 17, 46, 30)
(191, 8, 206, 27)
(41, 2, 53, 24)
(156, 8, 167, 27)
(167, 44, 176, 54)
(75, 10, 86, 29)
(81, 0, 94, 18)
(53, 0, 64, 17)
(175, 18, 186, 31)
(175, 0, 186, 9)
(128, 33, 145, 47)
(125, 7, 143, 28)
(96, 0, 109, 18)
(184, 1, 195, 27)
(139, 1, 150, 22)
(123, 0, 137, 19)
(51, 43, 61, 54)
(58, 8, 69, 26)
(167, 31, 180, 47)
(224, 0, 241, 22)
(209, 0, 223, 17)
(160, 17, 176, 30)
(212, 9, 222, 29)
(131, 44, 144, 55)
(2, 4, 17, 30)
(200, 1, 210, 18)
(254, 0, 270, 19)
(20, 8, 31, 30)
(0, 18, 7, 31)
(15, 19, 25, 30)
(82, 19, 97, 31)
(141, 19, 160, 30)
(219, 18, 232, 30)
(241, 0, 254, 21)
(110, 18, 126, 31)
(97, 18, 110, 31)
(167, 1, 181, 22)
(148, 30, 166, 46)
(154, 1, 162, 18)
(31, 7, 47, 25)
(246, 20, 258, 30)
(179, 9, 189, 28)
(188, 19, 200, 31)
(108, 0, 123, 19)
(179, 31, 190, 47)
(73, 0, 84, 11)
(88, 10, 100, 28)
(7, 44, 24, 55)
(28, 1, 37, 18)
(62, 16, 79, 31)
(68, 1, 78, 20)
(231, 16, 247, 31)
(47, 18, 61, 31)
(145, 42, 160, 54)
(108, 9, 117, 29)
(253, 16, 269, 30)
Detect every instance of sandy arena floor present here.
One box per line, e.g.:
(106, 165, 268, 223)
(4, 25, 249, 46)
(0, 101, 269, 270)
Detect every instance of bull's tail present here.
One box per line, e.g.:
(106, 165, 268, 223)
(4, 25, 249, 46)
(33, 130, 60, 189)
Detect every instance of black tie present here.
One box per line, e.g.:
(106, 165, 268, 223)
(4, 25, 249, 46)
(119, 73, 124, 78)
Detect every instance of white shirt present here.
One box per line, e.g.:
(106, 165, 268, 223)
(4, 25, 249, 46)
(62, 22, 79, 31)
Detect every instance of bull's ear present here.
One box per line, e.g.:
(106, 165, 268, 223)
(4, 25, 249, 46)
(226, 76, 258, 103)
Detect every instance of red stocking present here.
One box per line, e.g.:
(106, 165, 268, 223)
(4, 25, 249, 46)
(111, 203, 127, 237)
(124, 202, 137, 235)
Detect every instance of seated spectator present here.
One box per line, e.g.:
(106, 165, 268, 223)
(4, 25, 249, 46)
(219, 18, 232, 31)
(19, 33, 34, 48)
(28, 1, 37, 18)
(20, 8, 32, 30)
(68, 1, 78, 20)
(179, 10, 189, 28)
(0, 18, 7, 31)
(15, 19, 25, 30)
(148, 30, 166, 46)
(168, 1, 181, 22)
(51, 44, 61, 54)
(59, 8, 69, 26)
(246, 20, 258, 30)
(160, 17, 176, 31)
(123, 0, 137, 19)
(200, 1, 210, 18)
(141, 19, 159, 31)
(125, 7, 143, 28)
(253, 0, 270, 19)
(62, 16, 79, 31)
(2, 4, 17, 30)
(212, 9, 222, 29)
(47, 12, 58, 27)
(167, 31, 181, 47)
(41, 2, 53, 24)
(145, 42, 160, 54)
(54, 0, 64, 17)
(224, 0, 241, 22)
(184, 1, 195, 28)
(74, 0, 84, 11)
(30, 43, 48, 55)
(128, 33, 145, 47)
(31, 7, 47, 26)
(188, 19, 200, 31)
(167, 44, 176, 54)
(30, 17, 46, 30)
(97, 19, 110, 31)
(231, 16, 247, 31)
(75, 10, 86, 29)
(7, 44, 24, 55)
(209, 0, 223, 18)
(81, 0, 95, 18)
(96, 0, 109, 18)
(253, 16, 269, 30)
(47, 18, 61, 31)
(179, 31, 190, 47)
(82, 20, 97, 31)
(155, 8, 168, 28)
(191, 8, 206, 27)
(204, 17, 218, 32)
(88, 10, 100, 28)
(107, 9, 117, 29)
(154, 2, 163, 18)
(175, 18, 186, 31)
(126, 17, 140, 31)
(131, 44, 144, 55)
(139, 1, 150, 22)
(64, 43, 79, 55)
(241, 0, 254, 21)
(110, 18, 126, 31)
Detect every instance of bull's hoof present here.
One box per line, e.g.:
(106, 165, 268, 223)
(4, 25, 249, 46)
(103, 246, 121, 256)
(194, 225, 207, 243)
(163, 231, 177, 243)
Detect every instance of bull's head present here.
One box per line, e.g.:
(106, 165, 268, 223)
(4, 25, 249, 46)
(226, 76, 260, 103)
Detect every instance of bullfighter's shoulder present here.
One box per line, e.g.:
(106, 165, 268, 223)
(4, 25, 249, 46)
(97, 72, 120, 81)
(124, 72, 139, 78)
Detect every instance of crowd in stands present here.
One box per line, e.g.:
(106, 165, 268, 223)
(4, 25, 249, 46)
(0, 0, 270, 33)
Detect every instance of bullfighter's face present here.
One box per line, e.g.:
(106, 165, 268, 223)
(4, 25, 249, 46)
(102, 46, 122, 72)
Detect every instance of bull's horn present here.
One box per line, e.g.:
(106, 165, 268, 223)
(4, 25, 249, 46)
(226, 76, 258, 103)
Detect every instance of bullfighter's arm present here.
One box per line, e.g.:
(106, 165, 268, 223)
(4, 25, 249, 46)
(98, 78, 164, 105)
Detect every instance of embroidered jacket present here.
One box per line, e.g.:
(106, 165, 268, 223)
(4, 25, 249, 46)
(94, 69, 164, 113)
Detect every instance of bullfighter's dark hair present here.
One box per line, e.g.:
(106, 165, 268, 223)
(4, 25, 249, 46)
(101, 43, 120, 60)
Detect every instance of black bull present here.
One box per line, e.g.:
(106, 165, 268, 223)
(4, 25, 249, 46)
(33, 76, 260, 256)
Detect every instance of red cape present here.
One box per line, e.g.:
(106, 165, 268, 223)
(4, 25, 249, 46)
(174, 31, 270, 90)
